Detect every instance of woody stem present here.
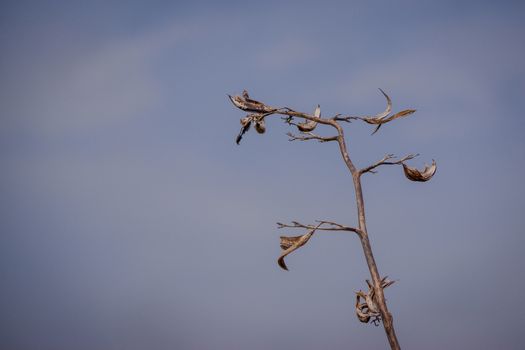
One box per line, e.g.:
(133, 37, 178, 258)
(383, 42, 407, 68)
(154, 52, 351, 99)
(333, 123, 401, 350)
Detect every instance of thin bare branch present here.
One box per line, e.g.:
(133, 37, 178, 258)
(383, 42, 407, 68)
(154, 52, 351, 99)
(286, 132, 338, 143)
(277, 220, 361, 235)
(333, 114, 359, 123)
(360, 153, 419, 175)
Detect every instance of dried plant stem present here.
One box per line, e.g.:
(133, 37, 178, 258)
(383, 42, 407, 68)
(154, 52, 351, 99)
(335, 125, 401, 350)
(228, 90, 435, 350)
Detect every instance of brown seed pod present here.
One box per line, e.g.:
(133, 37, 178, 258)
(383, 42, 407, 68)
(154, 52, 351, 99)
(297, 105, 320, 132)
(355, 292, 371, 323)
(236, 116, 252, 144)
(402, 160, 437, 182)
(254, 119, 266, 134)
(228, 90, 272, 113)
(277, 230, 315, 271)
(360, 89, 416, 134)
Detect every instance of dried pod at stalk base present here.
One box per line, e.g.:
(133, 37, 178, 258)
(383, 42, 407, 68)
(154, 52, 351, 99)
(355, 277, 395, 324)
(364, 292, 379, 314)
(355, 293, 371, 323)
(297, 105, 320, 132)
(402, 159, 437, 182)
(278, 229, 315, 271)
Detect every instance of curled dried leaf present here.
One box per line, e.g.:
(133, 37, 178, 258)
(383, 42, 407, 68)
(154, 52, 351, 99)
(402, 159, 437, 182)
(297, 105, 320, 132)
(278, 229, 315, 271)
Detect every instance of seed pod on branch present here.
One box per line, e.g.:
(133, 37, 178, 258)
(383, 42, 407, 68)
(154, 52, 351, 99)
(254, 118, 266, 134)
(360, 89, 416, 134)
(277, 229, 315, 271)
(402, 160, 437, 182)
(235, 113, 267, 144)
(228, 90, 273, 113)
(297, 105, 320, 132)
(355, 277, 395, 325)
(236, 116, 252, 144)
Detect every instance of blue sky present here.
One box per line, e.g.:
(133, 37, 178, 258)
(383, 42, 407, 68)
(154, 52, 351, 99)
(1, 1, 525, 349)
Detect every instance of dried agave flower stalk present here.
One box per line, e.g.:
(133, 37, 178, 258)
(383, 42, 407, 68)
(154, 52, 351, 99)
(228, 89, 437, 350)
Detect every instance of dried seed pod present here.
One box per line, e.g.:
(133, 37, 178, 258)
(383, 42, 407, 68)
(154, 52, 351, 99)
(297, 105, 320, 132)
(360, 89, 415, 134)
(228, 90, 272, 113)
(365, 291, 379, 314)
(370, 109, 416, 134)
(277, 229, 315, 271)
(254, 119, 266, 134)
(236, 116, 252, 144)
(354, 276, 395, 324)
(355, 293, 371, 323)
(402, 159, 437, 182)
(242, 90, 264, 105)
(240, 116, 251, 127)
(361, 88, 392, 124)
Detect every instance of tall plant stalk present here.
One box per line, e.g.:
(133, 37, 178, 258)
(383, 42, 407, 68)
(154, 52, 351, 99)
(228, 89, 436, 350)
